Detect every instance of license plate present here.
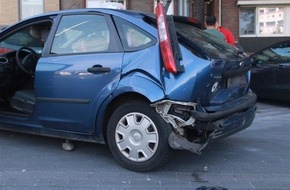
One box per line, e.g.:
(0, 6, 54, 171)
(227, 75, 247, 88)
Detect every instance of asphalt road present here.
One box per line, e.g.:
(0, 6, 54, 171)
(0, 100, 290, 190)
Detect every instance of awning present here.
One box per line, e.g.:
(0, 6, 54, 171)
(237, 0, 290, 5)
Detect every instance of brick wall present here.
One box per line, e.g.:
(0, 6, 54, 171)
(221, 0, 239, 42)
(44, 0, 60, 13)
(0, 0, 60, 25)
(0, 0, 19, 25)
(60, 0, 84, 9)
(127, 0, 153, 13)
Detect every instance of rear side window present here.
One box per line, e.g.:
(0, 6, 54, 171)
(51, 14, 119, 54)
(113, 16, 157, 51)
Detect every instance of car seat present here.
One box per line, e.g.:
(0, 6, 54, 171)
(10, 90, 35, 114)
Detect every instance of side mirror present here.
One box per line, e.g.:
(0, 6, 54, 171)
(252, 59, 263, 68)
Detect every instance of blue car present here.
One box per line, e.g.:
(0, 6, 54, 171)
(0, 5, 256, 172)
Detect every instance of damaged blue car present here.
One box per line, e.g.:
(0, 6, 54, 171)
(0, 4, 256, 172)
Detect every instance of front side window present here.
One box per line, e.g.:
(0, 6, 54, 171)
(1, 28, 42, 48)
(51, 15, 111, 54)
(0, 22, 51, 53)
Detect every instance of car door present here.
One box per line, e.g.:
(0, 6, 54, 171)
(251, 48, 280, 99)
(251, 41, 290, 100)
(34, 13, 123, 133)
(271, 41, 290, 99)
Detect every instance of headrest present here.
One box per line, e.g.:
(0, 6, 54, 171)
(30, 26, 42, 39)
(40, 28, 50, 43)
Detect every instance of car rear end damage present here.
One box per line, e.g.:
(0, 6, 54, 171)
(152, 91, 256, 154)
(153, 2, 256, 153)
(152, 58, 257, 154)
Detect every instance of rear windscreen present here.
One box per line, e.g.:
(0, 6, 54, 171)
(174, 22, 243, 59)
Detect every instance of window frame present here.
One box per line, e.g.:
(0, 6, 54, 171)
(50, 13, 123, 55)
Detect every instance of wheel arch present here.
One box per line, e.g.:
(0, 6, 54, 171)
(100, 92, 150, 143)
(95, 73, 166, 143)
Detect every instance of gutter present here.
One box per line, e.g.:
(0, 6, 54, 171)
(219, 0, 222, 25)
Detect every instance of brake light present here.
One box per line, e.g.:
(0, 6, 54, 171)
(156, 2, 177, 74)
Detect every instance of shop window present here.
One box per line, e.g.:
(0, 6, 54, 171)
(20, 0, 44, 20)
(240, 8, 256, 35)
(240, 6, 288, 37)
(86, 0, 126, 9)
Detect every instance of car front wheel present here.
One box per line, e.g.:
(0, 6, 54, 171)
(107, 100, 172, 172)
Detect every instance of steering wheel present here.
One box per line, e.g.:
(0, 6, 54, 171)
(15, 47, 39, 75)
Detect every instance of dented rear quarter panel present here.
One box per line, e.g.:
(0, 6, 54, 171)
(162, 45, 212, 101)
(162, 45, 252, 109)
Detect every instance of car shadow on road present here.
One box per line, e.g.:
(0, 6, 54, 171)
(0, 128, 241, 173)
(257, 98, 290, 107)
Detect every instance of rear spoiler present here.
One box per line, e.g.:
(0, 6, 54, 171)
(173, 16, 203, 29)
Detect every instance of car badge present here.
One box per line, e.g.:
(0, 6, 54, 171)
(211, 82, 219, 93)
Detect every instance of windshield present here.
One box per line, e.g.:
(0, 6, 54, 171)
(174, 22, 242, 59)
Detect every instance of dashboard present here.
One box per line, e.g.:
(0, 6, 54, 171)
(0, 50, 27, 90)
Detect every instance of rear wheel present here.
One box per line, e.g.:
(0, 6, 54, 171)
(107, 100, 172, 172)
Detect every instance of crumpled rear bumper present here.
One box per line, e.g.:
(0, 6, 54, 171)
(168, 91, 257, 153)
(191, 91, 257, 122)
(192, 91, 257, 139)
(193, 91, 257, 139)
(207, 101, 256, 140)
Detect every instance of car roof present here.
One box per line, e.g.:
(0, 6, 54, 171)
(0, 8, 153, 33)
(24, 8, 149, 20)
(19, 8, 202, 29)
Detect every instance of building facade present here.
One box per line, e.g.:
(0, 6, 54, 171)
(235, 0, 290, 52)
(0, 0, 60, 25)
(0, 0, 290, 52)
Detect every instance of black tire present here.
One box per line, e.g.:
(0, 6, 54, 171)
(107, 100, 172, 172)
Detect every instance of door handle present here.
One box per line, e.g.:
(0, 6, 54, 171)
(87, 65, 111, 73)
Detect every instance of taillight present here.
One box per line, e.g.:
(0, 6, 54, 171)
(155, 2, 177, 74)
